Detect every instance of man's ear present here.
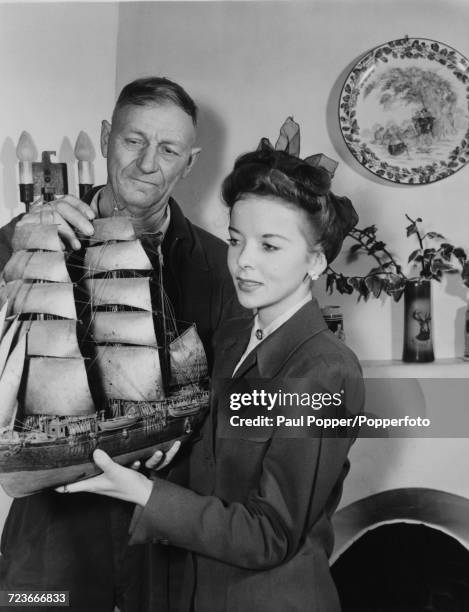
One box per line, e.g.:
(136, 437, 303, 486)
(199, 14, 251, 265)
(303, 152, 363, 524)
(101, 120, 112, 158)
(182, 147, 202, 178)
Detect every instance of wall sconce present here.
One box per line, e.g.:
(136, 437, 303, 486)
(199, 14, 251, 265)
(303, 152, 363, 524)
(16, 131, 95, 211)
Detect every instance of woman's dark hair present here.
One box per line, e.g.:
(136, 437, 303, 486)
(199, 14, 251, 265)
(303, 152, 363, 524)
(113, 77, 198, 126)
(222, 148, 357, 263)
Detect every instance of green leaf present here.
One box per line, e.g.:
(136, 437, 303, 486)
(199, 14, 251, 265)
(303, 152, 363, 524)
(427, 232, 446, 240)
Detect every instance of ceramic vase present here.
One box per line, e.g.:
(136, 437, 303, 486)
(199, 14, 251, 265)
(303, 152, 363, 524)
(402, 279, 434, 363)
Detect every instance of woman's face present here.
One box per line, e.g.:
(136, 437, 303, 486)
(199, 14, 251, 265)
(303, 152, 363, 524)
(227, 195, 322, 326)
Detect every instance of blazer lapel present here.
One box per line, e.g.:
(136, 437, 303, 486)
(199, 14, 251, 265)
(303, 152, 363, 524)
(232, 348, 258, 378)
(255, 299, 328, 378)
(213, 317, 253, 378)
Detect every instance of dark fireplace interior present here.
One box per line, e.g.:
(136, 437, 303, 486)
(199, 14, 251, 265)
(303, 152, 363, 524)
(331, 523, 469, 611)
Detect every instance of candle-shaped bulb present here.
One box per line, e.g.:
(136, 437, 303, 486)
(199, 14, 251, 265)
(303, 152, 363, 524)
(16, 131, 36, 184)
(16, 131, 36, 162)
(74, 131, 94, 162)
(74, 131, 94, 186)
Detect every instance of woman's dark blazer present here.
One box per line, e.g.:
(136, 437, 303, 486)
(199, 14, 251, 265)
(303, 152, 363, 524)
(130, 298, 364, 612)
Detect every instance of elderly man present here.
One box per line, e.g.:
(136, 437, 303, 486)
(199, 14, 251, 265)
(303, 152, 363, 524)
(0, 77, 240, 611)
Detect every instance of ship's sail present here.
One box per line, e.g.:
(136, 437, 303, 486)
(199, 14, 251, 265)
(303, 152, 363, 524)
(84, 242, 152, 277)
(3, 251, 70, 283)
(91, 311, 157, 346)
(24, 357, 94, 416)
(11, 224, 63, 252)
(89, 217, 137, 244)
(0, 302, 7, 338)
(0, 332, 26, 429)
(0, 315, 20, 377)
(25, 320, 82, 358)
(94, 345, 163, 401)
(0, 307, 25, 430)
(170, 324, 208, 387)
(1, 281, 77, 319)
(84, 277, 152, 311)
(0, 222, 94, 420)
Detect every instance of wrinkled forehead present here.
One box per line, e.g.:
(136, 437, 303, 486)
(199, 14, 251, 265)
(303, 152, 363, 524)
(112, 102, 197, 145)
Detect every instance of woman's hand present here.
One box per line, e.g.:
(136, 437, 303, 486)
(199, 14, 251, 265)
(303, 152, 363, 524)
(55, 449, 153, 506)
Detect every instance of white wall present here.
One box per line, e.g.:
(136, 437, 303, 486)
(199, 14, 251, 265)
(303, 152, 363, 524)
(116, 0, 469, 361)
(0, 0, 119, 530)
(0, 2, 118, 226)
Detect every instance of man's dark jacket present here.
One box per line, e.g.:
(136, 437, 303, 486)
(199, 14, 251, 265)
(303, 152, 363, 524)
(0, 194, 240, 611)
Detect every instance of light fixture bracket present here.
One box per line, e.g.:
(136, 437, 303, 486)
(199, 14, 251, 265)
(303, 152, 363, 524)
(32, 151, 68, 200)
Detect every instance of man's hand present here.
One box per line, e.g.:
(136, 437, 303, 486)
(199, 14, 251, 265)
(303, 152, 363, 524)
(17, 195, 95, 250)
(130, 440, 181, 472)
(55, 449, 153, 506)
(146, 440, 181, 470)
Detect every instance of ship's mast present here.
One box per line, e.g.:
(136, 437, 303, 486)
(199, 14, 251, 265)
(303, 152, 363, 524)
(155, 243, 171, 394)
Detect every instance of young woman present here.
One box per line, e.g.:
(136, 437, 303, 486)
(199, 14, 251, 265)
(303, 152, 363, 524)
(58, 147, 364, 612)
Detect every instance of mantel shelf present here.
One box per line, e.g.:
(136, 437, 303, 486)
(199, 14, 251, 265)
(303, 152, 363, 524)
(361, 358, 469, 378)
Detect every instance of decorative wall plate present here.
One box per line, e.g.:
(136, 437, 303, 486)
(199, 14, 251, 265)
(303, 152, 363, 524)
(339, 37, 469, 184)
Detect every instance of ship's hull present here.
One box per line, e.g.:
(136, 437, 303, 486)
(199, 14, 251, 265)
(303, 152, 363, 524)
(0, 397, 206, 497)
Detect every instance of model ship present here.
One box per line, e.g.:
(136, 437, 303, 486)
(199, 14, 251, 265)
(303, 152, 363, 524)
(0, 216, 209, 497)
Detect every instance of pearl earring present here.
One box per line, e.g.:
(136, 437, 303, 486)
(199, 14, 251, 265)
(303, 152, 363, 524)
(308, 270, 320, 281)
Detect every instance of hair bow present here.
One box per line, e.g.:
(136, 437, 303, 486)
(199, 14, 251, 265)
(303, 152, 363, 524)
(257, 117, 339, 178)
(257, 118, 358, 243)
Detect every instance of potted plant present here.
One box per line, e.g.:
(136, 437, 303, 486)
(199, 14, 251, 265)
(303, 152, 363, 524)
(326, 215, 469, 362)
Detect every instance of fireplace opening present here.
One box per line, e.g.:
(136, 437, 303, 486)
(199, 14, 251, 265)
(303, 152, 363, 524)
(331, 523, 469, 611)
